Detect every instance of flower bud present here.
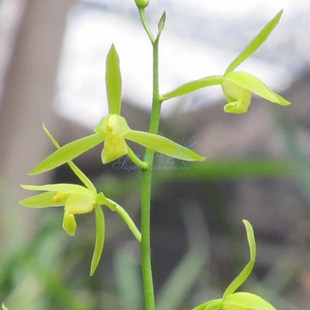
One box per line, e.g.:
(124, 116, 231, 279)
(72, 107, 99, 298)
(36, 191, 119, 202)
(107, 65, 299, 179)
(135, 0, 149, 9)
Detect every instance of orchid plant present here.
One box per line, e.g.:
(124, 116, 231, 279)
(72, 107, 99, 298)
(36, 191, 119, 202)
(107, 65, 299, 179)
(14, 1, 291, 309)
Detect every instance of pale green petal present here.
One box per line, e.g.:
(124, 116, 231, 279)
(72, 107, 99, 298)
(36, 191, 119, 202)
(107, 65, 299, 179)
(192, 298, 223, 310)
(224, 72, 290, 106)
(95, 114, 130, 137)
(90, 205, 105, 276)
(30, 133, 104, 175)
(223, 292, 276, 310)
(162, 75, 223, 100)
(21, 183, 93, 196)
(2, 303, 9, 310)
(19, 191, 63, 208)
(65, 194, 96, 214)
(62, 212, 77, 236)
(125, 130, 205, 162)
(223, 220, 256, 298)
(106, 44, 122, 115)
(225, 10, 283, 74)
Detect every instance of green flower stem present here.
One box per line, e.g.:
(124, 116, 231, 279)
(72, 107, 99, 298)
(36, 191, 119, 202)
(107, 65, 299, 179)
(105, 198, 141, 243)
(127, 146, 148, 169)
(139, 9, 163, 310)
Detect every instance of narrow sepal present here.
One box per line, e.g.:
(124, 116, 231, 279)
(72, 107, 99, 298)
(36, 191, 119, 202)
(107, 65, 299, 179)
(21, 183, 93, 196)
(125, 130, 205, 162)
(106, 44, 122, 115)
(224, 71, 290, 106)
(90, 205, 105, 276)
(19, 191, 62, 208)
(223, 292, 276, 310)
(223, 220, 256, 298)
(225, 10, 283, 74)
(163, 75, 223, 100)
(30, 133, 104, 175)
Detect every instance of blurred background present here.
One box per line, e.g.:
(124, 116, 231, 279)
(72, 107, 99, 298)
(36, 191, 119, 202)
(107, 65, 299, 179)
(1, 0, 310, 309)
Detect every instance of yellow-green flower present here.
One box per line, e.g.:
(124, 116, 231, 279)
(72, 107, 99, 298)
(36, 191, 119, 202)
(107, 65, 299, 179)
(20, 183, 100, 236)
(192, 220, 276, 310)
(162, 10, 290, 114)
(30, 45, 205, 175)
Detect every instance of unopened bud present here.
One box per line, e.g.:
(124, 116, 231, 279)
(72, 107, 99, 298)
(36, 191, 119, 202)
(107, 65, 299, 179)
(135, 0, 149, 9)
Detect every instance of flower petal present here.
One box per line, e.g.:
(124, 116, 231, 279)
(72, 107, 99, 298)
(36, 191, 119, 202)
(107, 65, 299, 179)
(162, 75, 223, 100)
(223, 220, 256, 298)
(192, 298, 223, 310)
(62, 212, 77, 236)
(223, 292, 276, 310)
(95, 114, 130, 137)
(125, 130, 205, 162)
(65, 194, 96, 214)
(30, 133, 104, 175)
(224, 72, 290, 106)
(21, 183, 93, 196)
(225, 10, 283, 74)
(90, 205, 105, 276)
(19, 191, 63, 208)
(106, 44, 122, 115)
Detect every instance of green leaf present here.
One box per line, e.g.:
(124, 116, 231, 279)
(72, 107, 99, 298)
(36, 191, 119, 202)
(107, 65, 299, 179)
(163, 75, 223, 100)
(192, 299, 223, 310)
(90, 205, 105, 276)
(106, 44, 122, 115)
(21, 183, 93, 196)
(43, 124, 97, 193)
(125, 130, 205, 162)
(19, 191, 63, 207)
(223, 292, 276, 310)
(224, 71, 291, 106)
(30, 133, 104, 175)
(223, 220, 256, 298)
(225, 10, 283, 74)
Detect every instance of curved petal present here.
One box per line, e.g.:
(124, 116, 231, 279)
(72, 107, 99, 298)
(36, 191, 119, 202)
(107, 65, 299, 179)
(162, 75, 223, 100)
(125, 130, 205, 162)
(106, 44, 122, 115)
(101, 134, 128, 164)
(192, 298, 223, 310)
(223, 220, 256, 298)
(30, 133, 104, 175)
(19, 191, 63, 208)
(21, 183, 93, 196)
(225, 10, 283, 74)
(223, 292, 276, 310)
(224, 71, 291, 106)
(90, 205, 105, 276)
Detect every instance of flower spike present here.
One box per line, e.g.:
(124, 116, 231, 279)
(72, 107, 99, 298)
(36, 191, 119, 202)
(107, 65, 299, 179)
(192, 220, 276, 310)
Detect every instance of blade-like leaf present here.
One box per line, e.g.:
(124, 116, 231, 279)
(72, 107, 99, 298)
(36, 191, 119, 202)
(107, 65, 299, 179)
(125, 130, 205, 162)
(19, 191, 63, 207)
(224, 71, 291, 106)
(21, 183, 92, 196)
(30, 133, 104, 175)
(90, 205, 105, 276)
(223, 220, 256, 298)
(163, 75, 223, 100)
(223, 292, 276, 310)
(225, 10, 283, 74)
(43, 124, 97, 193)
(106, 44, 122, 115)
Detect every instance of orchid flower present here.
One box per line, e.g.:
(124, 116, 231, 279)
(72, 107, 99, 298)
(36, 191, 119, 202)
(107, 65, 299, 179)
(30, 45, 205, 175)
(20, 125, 141, 275)
(192, 220, 276, 310)
(162, 10, 290, 114)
